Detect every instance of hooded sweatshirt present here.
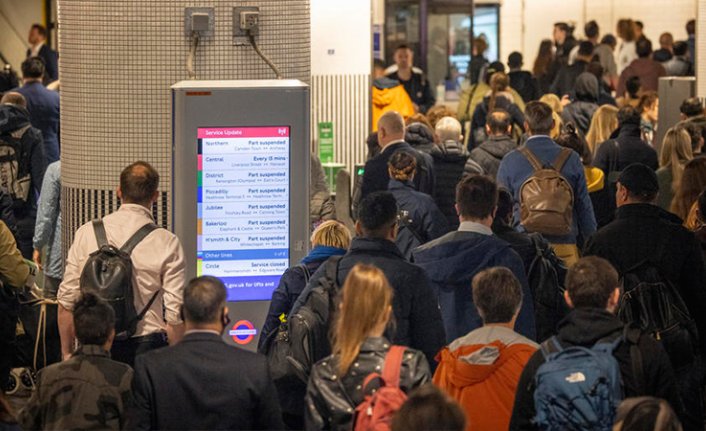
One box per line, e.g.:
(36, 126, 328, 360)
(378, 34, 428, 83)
(469, 135, 517, 178)
(371, 77, 415, 131)
(412, 231, 536, 342)
(434, 326, 538, 431)
(561, 73, 599, 136)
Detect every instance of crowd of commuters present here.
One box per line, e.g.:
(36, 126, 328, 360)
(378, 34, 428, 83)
(0, 16, 704, 431)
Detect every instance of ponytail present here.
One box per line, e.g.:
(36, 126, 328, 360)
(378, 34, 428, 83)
(488, 72, 509, 112)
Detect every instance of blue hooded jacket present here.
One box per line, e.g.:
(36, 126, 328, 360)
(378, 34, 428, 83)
(412, 231, 536, 343)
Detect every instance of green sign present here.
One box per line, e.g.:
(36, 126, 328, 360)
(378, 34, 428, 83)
(318, 122, 334, 163)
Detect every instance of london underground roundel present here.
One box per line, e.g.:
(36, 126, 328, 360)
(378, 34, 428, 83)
(229, 320, 258, 345)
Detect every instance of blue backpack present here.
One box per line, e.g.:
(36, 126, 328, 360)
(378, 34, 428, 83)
(533, 328, 643, 431)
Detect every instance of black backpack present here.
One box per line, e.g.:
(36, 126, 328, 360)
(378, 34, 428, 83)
(79, 220, 160, 340)
(0, 128, 33, 208)
(527, 234, 569, 342)
(264, 256, 342, 385)
(617, 244, 699, 371)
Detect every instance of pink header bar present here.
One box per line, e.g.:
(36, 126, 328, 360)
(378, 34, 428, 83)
(198, 127, 290, 139)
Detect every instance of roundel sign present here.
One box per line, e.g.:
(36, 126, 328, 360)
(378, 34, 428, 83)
(229, 320, 258, 345)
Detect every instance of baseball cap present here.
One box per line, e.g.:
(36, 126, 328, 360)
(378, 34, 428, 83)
(617, 163, 659, 197)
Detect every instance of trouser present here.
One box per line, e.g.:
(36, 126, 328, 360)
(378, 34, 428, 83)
(15, 216, 36, 260)
(549, 243, 580, 268)
(44, 276, 61, 299)
(0, 286, 19, 391)
(111, 332, 168, 367)
(675, 360, 705, 431)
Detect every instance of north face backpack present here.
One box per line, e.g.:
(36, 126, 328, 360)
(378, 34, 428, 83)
(618, 243, 699, 371)
(519, 147, 574, 236)
(79, 220, 160, 340)
(353, 346, 408, 431)
(0, 127, 32, 206)
(533, 334, 624, 430)
(265, 256, 343, 385)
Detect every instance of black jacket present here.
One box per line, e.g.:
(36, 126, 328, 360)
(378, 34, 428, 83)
(470, 135, 517, 178)
(128, 333, 283, 430)
(405, 123, 435, 154)
(389, 179, 449, 260)
(508, 70, 540, 103)
(561, 72, 599, 136)
(509, 308, 680, 430)
(305, 337, 430, 431)
(430, 141, 482, 229)
(550, 60, 588, 97)
(386, 70, 435, 114)
(360, 141, 435, 200)
(293, 238, 446, 367)
(584, 204, 706, 355)
(470, 94, 525, 149)
(594, 123, 659, 173)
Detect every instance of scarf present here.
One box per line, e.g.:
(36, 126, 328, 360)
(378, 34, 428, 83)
(300, 245, 346, 264)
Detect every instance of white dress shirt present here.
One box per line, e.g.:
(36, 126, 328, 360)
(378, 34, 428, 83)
(58, 204, 186, 336)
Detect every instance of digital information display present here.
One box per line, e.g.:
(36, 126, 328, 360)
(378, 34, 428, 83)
(197, 126, 290, 301)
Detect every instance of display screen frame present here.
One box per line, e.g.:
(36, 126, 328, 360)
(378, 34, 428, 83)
(196, 125, 292, 302)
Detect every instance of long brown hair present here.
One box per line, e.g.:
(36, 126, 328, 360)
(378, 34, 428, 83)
(586, 105, 619, 154)
(488, 72, 509, 112)
(659, 127, 693, 193)
(533, 39, 554, 77)
(332, 264, 394, 375)
(671, 157, 706, 220)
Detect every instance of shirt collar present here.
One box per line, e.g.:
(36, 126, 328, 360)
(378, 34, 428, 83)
(75, 344, 110, 358)
(525, 135, 552, 143)
(458, 221, 493, 235)
(184, 329, 222, 337)
(381, 139, 407, 153)
(118, 203, 155, 220)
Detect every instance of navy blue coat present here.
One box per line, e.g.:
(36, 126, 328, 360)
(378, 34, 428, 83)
(293, 238, 446, 368)
(389, 179, 449, 260)
(412, 231, 536, 343)
(15, 82, 60, 163)
(360, 141, 435, 200)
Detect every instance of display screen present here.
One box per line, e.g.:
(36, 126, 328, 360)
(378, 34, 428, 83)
(197, 126, 290, 301)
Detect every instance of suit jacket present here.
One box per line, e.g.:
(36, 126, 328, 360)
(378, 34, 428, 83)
(26, 44, 59, 83)
(128, 332, 284, 430)
(360, 140, 434, 199)
(15, 81, 60, 163)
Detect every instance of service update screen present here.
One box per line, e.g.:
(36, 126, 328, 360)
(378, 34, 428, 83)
(197, 126, 290, 301)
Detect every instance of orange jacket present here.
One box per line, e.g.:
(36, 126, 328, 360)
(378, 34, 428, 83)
(433, 326, 538, 431)
(372, 77, 415, 131)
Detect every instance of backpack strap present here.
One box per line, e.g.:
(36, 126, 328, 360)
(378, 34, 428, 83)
(519, 147, 544, 172)
(136, 290, 161, 322)
(623, 325, 646, 395)
(296, 264, 312, 285)
(120, 223, 160, 254)
(381, 345, 406, 388)
(325, 255, 343, 287)
(552, 148, 573, 172)
(92, 219, 109, 248)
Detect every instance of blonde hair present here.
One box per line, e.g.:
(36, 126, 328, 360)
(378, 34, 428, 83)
(310, 220, 352, 250)
(388, 150, 417, 182)
(540, 93, 563, 114)
(586, 105, 619, 154)
(550, 111, 563, 139)
(333, 264, 394, 375)
(659, 127, 693, 193)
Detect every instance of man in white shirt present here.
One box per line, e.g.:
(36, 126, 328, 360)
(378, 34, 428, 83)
(57, 161, 186, 366)
(26, 24, 58, 84)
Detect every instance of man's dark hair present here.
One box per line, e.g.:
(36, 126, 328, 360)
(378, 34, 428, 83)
(687, 19, 696, 36)
(678, 123, 703, 153)
(73, 293, 115, 345)
(456, 175, 498, 220)
(472, 267, 523, 324)
(486, 109, 511, 135)
(183, 276, 227, 324)
(577, 41, 594, 58)
(554, 22, 571, 34)
(524, 101, 554, 135)
(625, 76, 642, 98)
(373, 59, 386, 70)
(556, 123, 592, 165)
(507, 51, 523, 69)
(680, 97, 704, 117)
(391, 385, 465, 431)
(618, 106, 642, 126)
(674, 41, 689, 57)
(636, 38, 653, 58)
(585, 20, 599, 39)
(21, 57, 45, 79)
(120, 161, 160, 205)
(635, 21, 644, 30)
(395, 44, 410, 52)
(495, 188, 514, 225)
(600, 34, 617, 48)
(566, 256, 619, 309)
(357, 191, 398, 237)
(30, 24, 47, 38)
